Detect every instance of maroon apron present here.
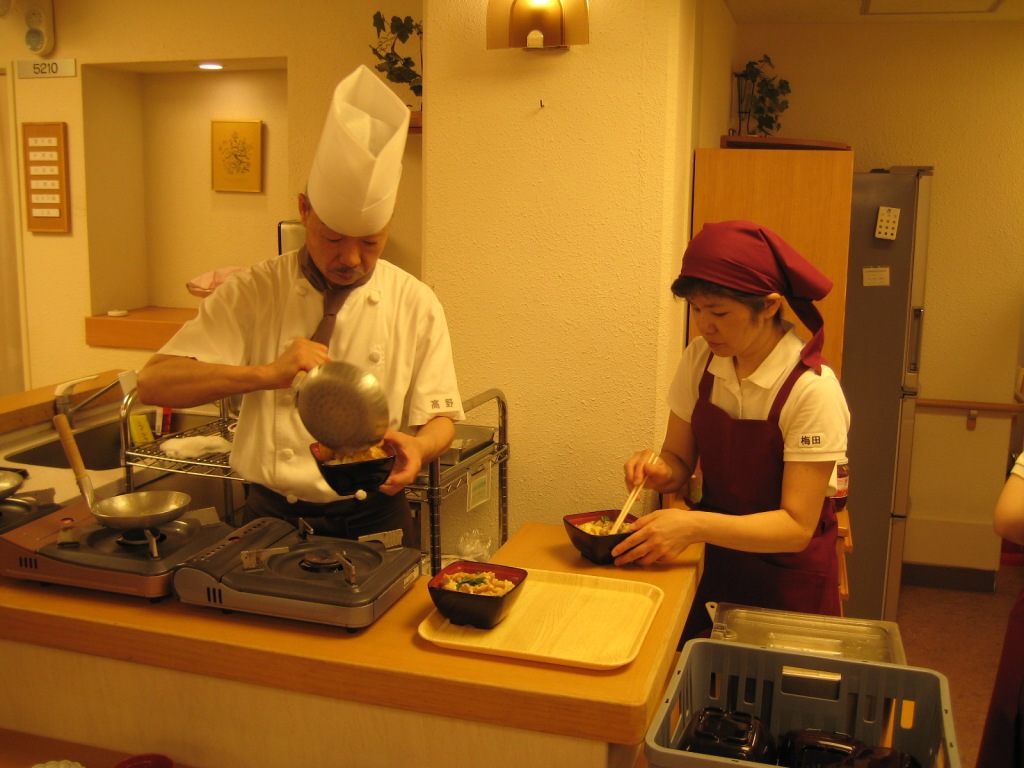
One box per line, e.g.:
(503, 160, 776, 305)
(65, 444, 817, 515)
(976, 585, 1024, 768)
(681, 353, 840, 642)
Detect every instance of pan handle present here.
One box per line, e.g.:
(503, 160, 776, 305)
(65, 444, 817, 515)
(53, 413, 96, 509)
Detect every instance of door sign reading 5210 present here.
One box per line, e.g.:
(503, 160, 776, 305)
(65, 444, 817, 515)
(16, 59, 77, 79)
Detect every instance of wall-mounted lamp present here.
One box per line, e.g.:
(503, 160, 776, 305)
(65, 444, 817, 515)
(486, 0, 589, 51)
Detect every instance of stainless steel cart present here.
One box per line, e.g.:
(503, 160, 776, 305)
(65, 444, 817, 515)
(405, 388, 509, 574)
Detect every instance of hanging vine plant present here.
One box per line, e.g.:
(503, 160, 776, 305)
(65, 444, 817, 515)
(370, 12, 423, 104)
(734, 55, 791, 136)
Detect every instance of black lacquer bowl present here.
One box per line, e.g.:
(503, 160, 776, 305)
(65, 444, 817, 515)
(427, 559, 528, 629)
(310, 442, 396, 497)
(563, 510, 638, 565)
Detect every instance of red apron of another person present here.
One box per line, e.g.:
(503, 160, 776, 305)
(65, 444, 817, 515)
(976, 586, 1024, 768)
(681, 353, 840, 642)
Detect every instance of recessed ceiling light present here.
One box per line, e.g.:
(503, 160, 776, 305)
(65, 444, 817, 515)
(198, 62, 223, 71)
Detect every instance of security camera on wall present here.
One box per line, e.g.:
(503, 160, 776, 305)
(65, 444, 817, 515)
(24, 0, 55, 56)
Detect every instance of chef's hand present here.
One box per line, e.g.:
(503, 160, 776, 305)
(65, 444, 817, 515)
(377, 429, 424, 495)
(268, 338, 330, 389)
(623, 449, 672, 492)
(611, 509, 698, 566)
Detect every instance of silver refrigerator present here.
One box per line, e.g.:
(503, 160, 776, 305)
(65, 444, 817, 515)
(840, 166, 933, 621)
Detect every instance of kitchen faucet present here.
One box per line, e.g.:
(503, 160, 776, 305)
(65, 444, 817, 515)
(54, 375, 123, 427)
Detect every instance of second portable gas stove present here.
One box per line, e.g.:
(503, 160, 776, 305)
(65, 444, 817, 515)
(0, 501, 233, 599)
(173, 517, 422, 630)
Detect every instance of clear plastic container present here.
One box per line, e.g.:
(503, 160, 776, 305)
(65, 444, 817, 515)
(709, 602, 906, 664)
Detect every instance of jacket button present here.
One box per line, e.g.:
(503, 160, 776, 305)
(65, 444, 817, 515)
(286, 494, 298, 504)
(281, 448, 295, 461)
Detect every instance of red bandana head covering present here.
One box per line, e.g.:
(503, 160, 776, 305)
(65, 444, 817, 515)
(680, 220, 833, 373)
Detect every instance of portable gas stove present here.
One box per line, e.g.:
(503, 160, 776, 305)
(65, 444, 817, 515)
(173, 517, 422, 630)
(0, 501, 233, 599)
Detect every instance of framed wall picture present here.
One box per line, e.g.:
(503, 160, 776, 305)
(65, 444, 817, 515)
(211, 120, 262, 193)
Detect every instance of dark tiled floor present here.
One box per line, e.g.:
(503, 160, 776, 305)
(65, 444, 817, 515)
(896, 563, 1024, 768)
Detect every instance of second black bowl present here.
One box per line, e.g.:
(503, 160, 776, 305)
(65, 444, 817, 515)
(563, 510, 638, 565)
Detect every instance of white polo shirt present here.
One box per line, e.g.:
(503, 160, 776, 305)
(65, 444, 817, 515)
(1012, 453, 1024, 480)
(667, 325, 850, 467)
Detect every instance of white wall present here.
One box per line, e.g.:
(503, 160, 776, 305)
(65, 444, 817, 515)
(733, 21, 1024, 571)
(0, 70, 24, 394)
(424, 0, 697, 533)
(0, 0, 422, 386)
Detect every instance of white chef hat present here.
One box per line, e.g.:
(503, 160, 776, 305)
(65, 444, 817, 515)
(307, 65, 411, 236)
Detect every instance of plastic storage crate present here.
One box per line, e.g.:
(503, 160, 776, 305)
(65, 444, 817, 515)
(646, 639, 959, 768)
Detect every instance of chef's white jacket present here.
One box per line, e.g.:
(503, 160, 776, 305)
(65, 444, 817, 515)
(160, 252, 464, 503)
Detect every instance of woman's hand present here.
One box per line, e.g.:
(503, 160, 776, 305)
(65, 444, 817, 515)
(623, 449, 673, 492)
(611, 508, 699, 565)
(622, 414, 698, 497)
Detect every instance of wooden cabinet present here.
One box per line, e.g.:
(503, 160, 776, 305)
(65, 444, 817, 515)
(691, 147, 854, 377)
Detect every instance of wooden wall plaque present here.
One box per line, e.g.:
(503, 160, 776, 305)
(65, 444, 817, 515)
(22, 121, 69, 233)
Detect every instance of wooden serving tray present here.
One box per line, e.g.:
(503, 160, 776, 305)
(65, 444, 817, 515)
(417, 568, 664, 669)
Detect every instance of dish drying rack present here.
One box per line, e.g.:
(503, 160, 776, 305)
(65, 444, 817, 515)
(119, 388, 509, 575)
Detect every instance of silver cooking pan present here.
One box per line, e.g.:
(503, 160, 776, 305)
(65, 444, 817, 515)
(91, 491, 192, 529)
(0, 469, 25, 501)
(53, 414, 190, 530)
(293, 361, 390, 454)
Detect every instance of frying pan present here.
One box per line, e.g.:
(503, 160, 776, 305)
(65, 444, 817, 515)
(53, 414, 190, 530)
(0, 469, 25, 501)
(293, 361, 390, 454)
(89, 490, 192, 530)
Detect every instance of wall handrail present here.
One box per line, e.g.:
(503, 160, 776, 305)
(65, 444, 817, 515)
(916, 398, 1024, 415)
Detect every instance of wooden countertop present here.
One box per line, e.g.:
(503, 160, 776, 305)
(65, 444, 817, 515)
(0, 522, 701, 745)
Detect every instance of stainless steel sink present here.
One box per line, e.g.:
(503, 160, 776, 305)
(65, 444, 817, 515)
(4, 421, 122, 471)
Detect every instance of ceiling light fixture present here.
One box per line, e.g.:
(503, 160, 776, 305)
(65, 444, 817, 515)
(198, 62, 223, 71)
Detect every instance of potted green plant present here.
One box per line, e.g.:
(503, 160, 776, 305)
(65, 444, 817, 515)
(370, 12, 423, 107)
(734, 55, 791, 137)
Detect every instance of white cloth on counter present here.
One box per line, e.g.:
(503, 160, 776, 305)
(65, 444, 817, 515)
(160, 435, 232, 459)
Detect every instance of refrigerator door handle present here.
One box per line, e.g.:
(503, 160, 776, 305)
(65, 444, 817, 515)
(909, 307, 925, 372)
(892, 396, 917, 519)
(907, 306, 924, 374)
